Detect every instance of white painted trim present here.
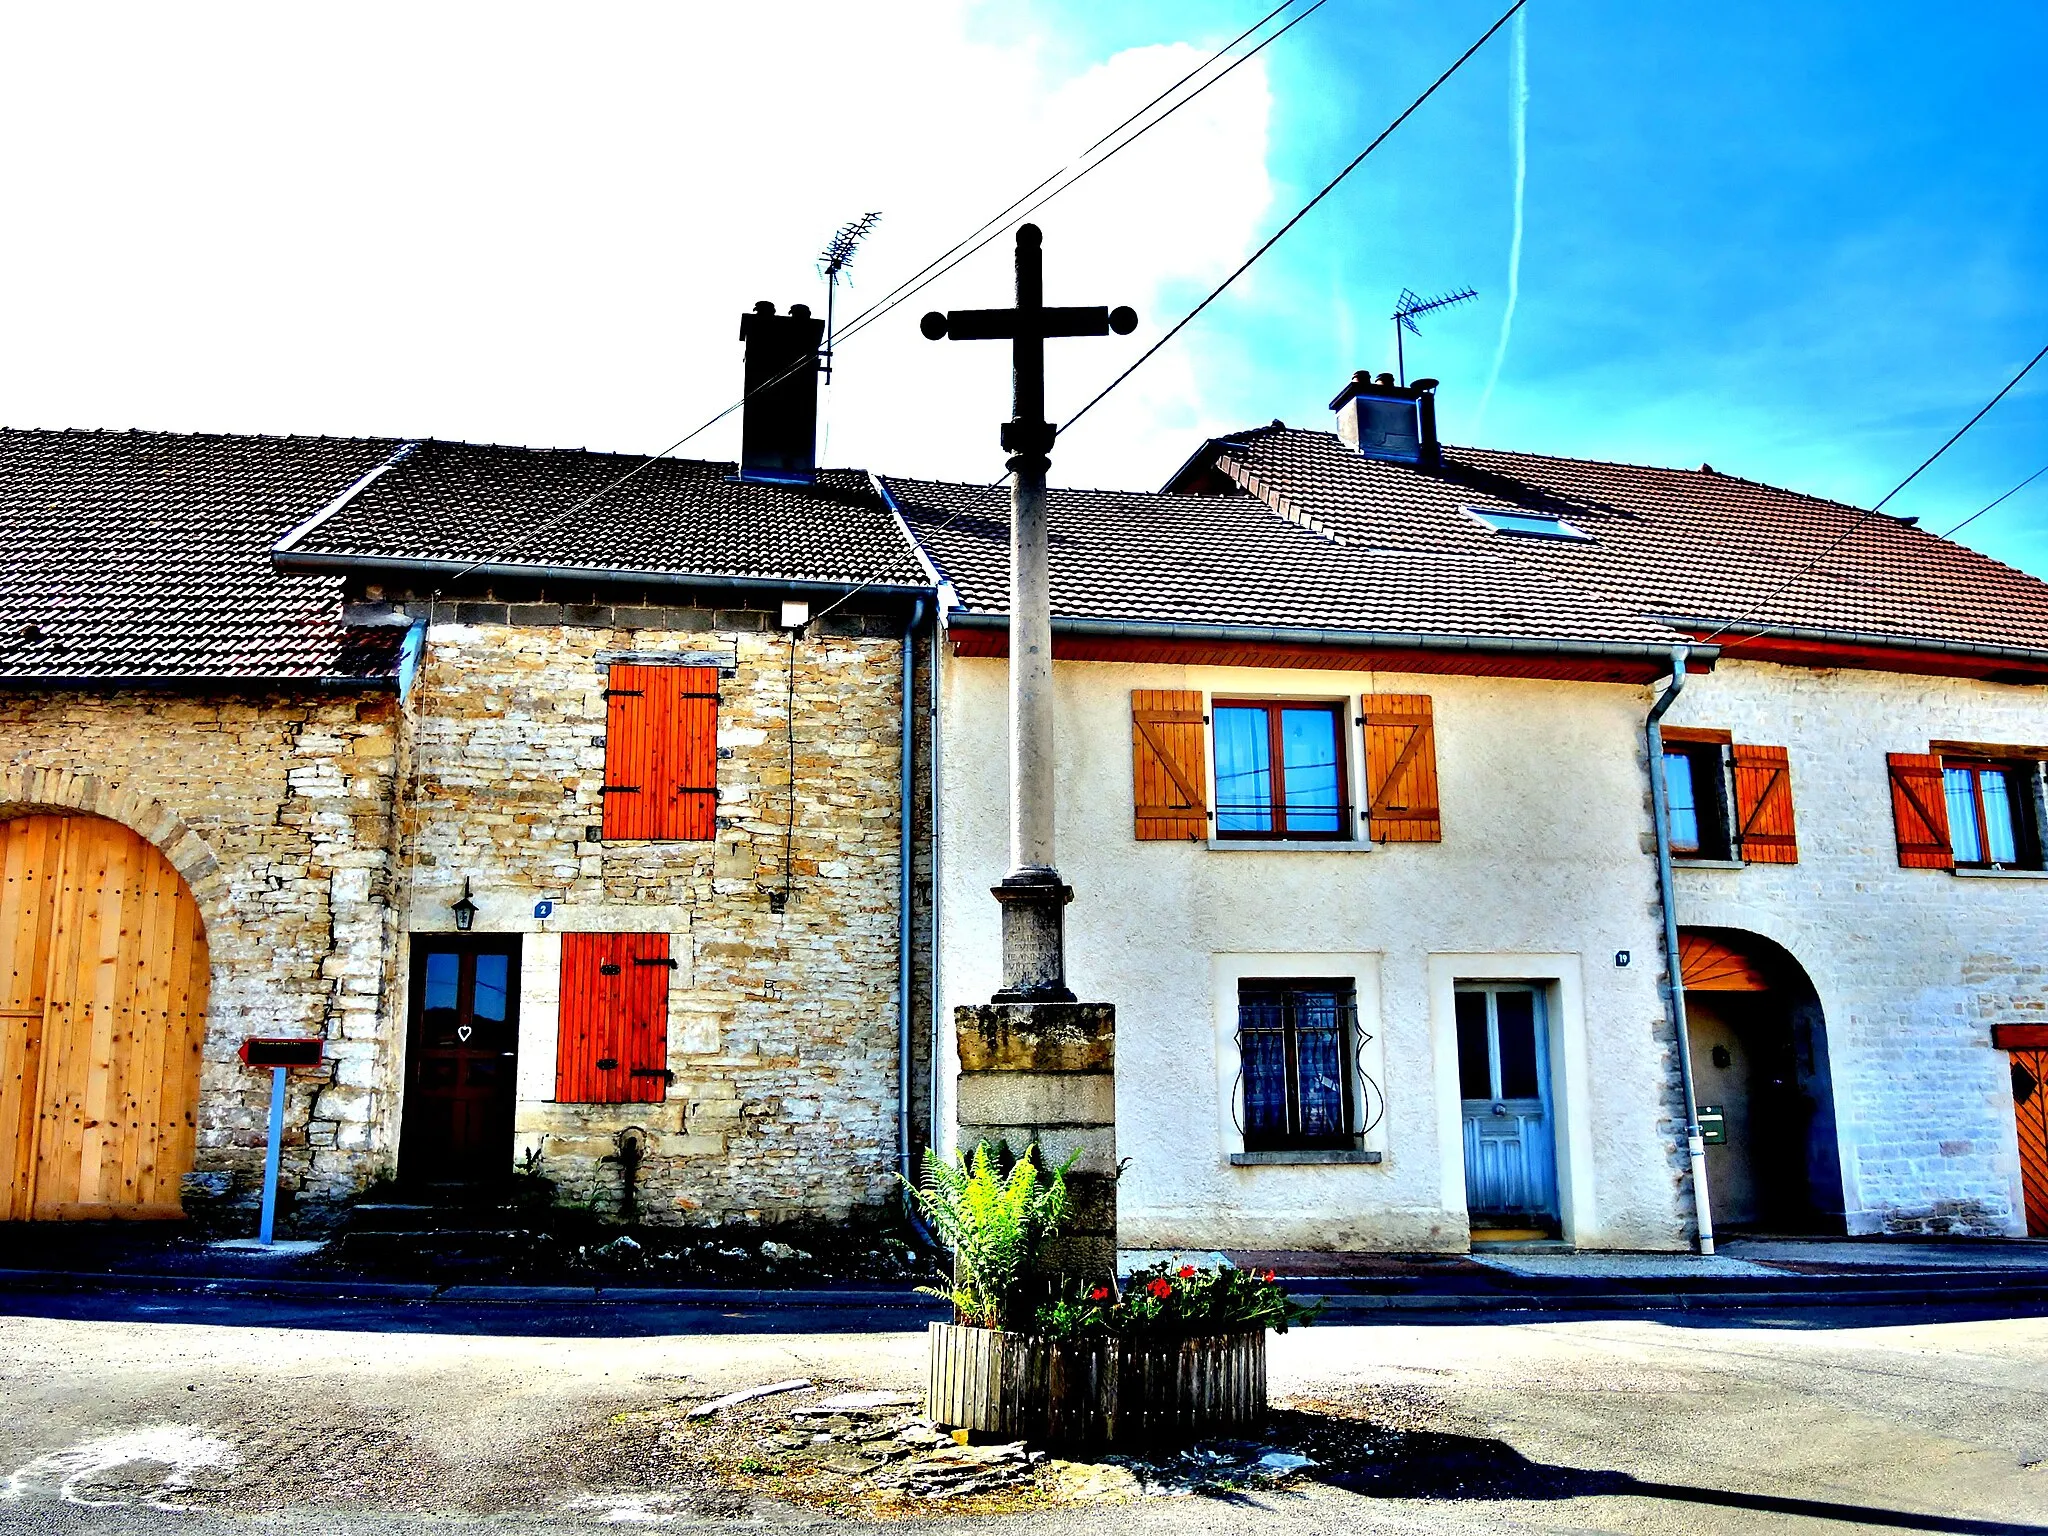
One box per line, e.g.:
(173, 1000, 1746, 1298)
(1426, 953, 1595, 1245)
(516, 932, 563, 1102)
(1951, 866, 2048, 881)
(1209, 952, 1388, 1168)
(1205, 839, 1374, 854)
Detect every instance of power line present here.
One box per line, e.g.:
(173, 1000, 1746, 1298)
(1059, 0, 1530, 436)
(1938, 461, 2048, 542)
(812, 0, 1526, 628)
(436, 0, 1321, 589)
(1702, 336, 2048, 649)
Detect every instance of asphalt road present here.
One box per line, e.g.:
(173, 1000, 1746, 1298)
(3, 1294, 2046, 1534)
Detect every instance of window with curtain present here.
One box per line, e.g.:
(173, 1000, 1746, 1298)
(1236, 980, 1357, 1150)
(1661, 742, 1731, 859)
(1213, 700, 1350, 840)
(1943, 759, 2039, 869)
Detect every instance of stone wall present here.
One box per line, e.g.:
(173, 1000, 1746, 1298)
(0, 688, 402, 1211)
(1669, 659, 2048, 1236)
(384, 597, 914, 1224)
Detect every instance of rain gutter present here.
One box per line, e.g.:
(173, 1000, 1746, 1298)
(1652, 617, 2048, 670)
(1645, 643, 1715, 1257)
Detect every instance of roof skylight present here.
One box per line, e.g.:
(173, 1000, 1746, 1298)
(1462, 504, 1592, 541)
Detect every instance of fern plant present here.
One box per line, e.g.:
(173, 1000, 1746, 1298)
(906, 1142, 1075, 1330)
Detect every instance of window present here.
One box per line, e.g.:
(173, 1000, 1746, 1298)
(1462, 504, 1592, 541)
(1236, 980, 1357, 1150)
(1213, 700, 1350, 839)
(1661, 740, 1732, 859)
(1942, 759, 2040, 870)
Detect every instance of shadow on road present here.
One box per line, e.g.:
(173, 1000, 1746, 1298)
(1282, 1411, 2045, 1535)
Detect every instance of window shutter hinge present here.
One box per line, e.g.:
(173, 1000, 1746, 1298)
(603, 688, 645, 699)
(633, 956, 679, 969)
(630, 1067, 676, 1083)
(599, 785, 641, 794)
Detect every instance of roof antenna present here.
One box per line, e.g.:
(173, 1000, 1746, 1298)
(1392, 286, 1477, 386)
(817, 212, 883, 384)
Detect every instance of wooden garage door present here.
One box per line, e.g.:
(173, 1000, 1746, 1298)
(2, 815, 209, 1221)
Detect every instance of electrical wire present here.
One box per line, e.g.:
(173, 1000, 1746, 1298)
(1700, 336, 2048, 650)
(433, 1, 1320, 591)
(1937, 460, 2048, 542)
(1061, 0, 1529, 438)
(806, 0, 1528, 630)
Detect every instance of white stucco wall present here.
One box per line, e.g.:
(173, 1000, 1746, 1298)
(935, 652, 1690, 1253)
(1667, 660, 2048, 1237)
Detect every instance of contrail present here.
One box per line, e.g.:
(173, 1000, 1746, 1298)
(1475, 7, 1527, 428)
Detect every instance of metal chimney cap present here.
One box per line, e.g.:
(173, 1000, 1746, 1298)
(753, 300, 776, 315)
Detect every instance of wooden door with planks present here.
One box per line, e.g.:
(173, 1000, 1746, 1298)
(1, 814, 210, 1221)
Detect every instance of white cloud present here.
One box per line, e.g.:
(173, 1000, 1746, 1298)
(0, 2, 1272, 491)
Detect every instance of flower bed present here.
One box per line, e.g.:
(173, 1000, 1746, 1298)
(908, 1146, 1313, 1447)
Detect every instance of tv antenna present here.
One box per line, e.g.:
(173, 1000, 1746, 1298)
(817, 211, 883, 383)
(1392, 286, 1477, 385)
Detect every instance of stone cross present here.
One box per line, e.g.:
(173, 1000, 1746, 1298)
(922, 224, 1136, 1002)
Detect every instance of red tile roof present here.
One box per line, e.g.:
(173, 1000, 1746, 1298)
(1182, 426, 2048, 664)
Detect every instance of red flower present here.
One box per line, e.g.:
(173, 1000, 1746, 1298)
(1089, 1286, 1110, 1302)
(1263, 1270, 1277, 1283)
(1147, 1278, 1173, 1300)
(1178, 1265, 1197, 1280)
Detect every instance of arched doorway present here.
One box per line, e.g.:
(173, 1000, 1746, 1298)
(2, 814, 210, 1220)
(1680, 928, 1844, 1234)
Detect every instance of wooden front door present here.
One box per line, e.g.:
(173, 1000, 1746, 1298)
(1455, 985, 1559, 1229)
(399, 935, 519, 1183)
(2, 814, 210, 1221)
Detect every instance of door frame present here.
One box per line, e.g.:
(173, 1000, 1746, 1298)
(398, 932, 522, 1185)
(1429, 954, 1596, 1245)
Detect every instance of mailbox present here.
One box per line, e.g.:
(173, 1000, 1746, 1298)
(239, 1037, 325, 1069)
(1696, 1104, 1727, 1145)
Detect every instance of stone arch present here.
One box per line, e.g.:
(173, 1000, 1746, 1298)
(1680, 925, 1845, 1233)
(0, 763, 230, 930)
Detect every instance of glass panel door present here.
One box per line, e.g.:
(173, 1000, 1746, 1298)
(1455, 984, 1558, 1225)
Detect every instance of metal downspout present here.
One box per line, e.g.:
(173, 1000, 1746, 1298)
(928, 611, 944, 1175)
(1646, 644, 1716, 1256)
(899, 598, 926, 1202)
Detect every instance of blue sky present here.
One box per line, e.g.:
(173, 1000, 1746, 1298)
(1007, 0, 2048, 572)
(1, 2, 2040, 574)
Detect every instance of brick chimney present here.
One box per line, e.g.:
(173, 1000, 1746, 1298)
(1329, 371, 1441, 467)
(738, 301, 825, 483)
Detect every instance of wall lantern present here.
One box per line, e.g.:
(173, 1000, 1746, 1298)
(452, 877, 478, 932)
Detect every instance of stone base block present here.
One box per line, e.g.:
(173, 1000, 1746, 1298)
(956, 1002, 1114, 1072)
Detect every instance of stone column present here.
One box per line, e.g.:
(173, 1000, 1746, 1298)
(955, 1000, 1116, 1280)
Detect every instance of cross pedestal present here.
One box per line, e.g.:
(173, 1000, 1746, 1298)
(923, 225, 1133, 1279)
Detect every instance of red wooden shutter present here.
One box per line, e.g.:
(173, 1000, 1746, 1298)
(1130, 690, 1209, 840)
(602, 664, 656, 840)
(1731, 743, 1799, 864)
(601, 663, 718, 841)
(1886, 752, 1954, 869)
(665, 666, 719, 841)
(557, 932, 671, 1104)
(1362, 694, 1442, 843)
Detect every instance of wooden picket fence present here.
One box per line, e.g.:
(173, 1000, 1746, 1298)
(926, 1322, 1266, 1447)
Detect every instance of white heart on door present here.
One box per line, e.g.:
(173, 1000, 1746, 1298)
(457, 1024, 473, 1043)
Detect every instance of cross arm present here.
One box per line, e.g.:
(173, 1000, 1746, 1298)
(921, 305, 1139, 341)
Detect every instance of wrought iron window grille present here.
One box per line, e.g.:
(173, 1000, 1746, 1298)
(1231, 982, 1384, 1152)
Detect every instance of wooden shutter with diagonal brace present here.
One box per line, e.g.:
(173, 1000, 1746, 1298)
(1130, 690, 1209, 841)
(1731, 743, 1799, 864)
(1361, 694, 1441, 843)
(1886, 752, 1954, 869)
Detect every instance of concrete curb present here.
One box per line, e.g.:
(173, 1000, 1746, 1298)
(0, 1268, 943, 1310)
